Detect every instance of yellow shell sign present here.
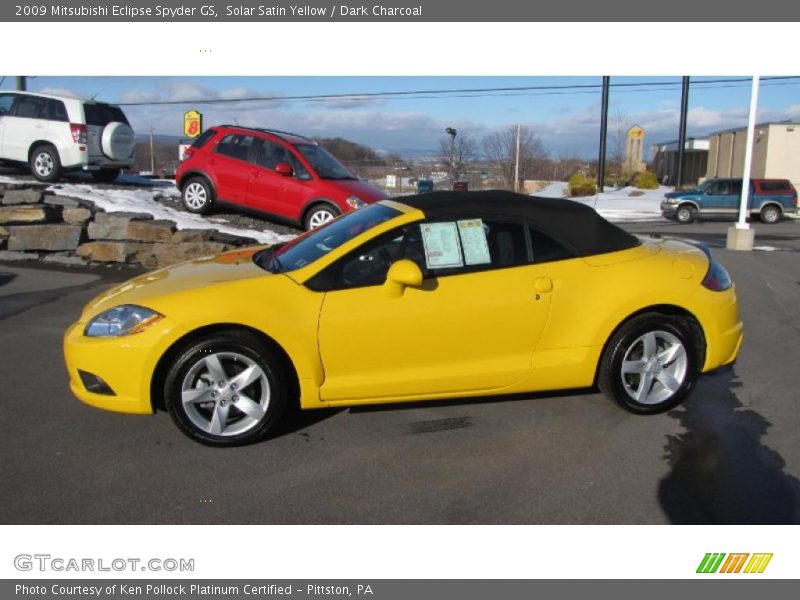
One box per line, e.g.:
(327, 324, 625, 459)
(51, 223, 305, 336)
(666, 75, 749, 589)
(183, 110, 203, 138)
(627, 125, 645, 139)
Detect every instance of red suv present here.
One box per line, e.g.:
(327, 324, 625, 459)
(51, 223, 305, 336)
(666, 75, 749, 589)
(175, 126, 387, 230)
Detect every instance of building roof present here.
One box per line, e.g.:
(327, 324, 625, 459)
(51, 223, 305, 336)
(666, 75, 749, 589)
(652, 137, 710, 152)
(399, 190, 640, 256)
(709, 120, 800, 136)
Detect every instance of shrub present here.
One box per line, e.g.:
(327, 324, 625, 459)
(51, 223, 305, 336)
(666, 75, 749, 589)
(633, 171, 659, 190)
(568, 173, 597, 197)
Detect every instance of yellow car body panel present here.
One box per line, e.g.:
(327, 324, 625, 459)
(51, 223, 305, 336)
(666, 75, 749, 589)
(64, 204, 742, 418)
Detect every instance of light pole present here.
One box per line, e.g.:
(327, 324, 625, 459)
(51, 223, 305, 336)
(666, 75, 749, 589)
(445, 127, 457, 181)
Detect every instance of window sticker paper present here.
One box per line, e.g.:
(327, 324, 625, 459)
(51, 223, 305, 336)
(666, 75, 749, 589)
(457, 219, 491, 265)
(420, 222, 463, 269)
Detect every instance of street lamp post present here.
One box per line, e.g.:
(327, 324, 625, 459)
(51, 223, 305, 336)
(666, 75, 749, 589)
(445, 127, 457, 181)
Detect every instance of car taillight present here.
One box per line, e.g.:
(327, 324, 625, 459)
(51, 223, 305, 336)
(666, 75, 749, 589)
(702, 258, 733, 292)
(182, 147, 195, 160)
(70, 123, 87, 144)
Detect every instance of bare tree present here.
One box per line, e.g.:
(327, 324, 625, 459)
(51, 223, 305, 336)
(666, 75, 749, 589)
(438, 131, 478, 180)
(482, 126, 549, 189)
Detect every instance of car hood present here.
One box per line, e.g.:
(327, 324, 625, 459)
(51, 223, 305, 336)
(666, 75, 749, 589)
(665, 188, 700, 199)
(81, 247, 269, 320)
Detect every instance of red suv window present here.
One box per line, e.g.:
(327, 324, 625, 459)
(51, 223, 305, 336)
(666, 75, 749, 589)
(756, 180, 793, 193)
(215, 134, 256, 161)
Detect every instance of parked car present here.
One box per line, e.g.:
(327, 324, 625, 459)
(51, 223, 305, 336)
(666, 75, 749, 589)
(175, 125, 387, 230)
(0, 91, 134, 182)
(64, 191, 742, 446)
(661, 178, 798, 224)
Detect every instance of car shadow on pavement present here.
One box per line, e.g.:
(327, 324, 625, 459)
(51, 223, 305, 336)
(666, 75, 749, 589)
(0, 272, 17, 287)
(658, 367, 800, 523)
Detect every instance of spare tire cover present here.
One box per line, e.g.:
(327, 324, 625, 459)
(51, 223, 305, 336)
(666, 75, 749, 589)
(101, 122, 135, 161)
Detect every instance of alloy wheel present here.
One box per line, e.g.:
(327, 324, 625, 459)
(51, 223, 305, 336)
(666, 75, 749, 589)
(184, 182, 208, 210)
(34, 152, 54, 178)
(620, 330, 688, 405)
(180, 351, 271, 437)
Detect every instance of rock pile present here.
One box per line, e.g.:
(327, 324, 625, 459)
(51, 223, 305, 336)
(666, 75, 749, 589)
(0, 185, 258, 268)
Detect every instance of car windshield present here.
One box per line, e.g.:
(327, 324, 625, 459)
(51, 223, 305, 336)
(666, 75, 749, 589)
(294, 144, 356, 180)
(254, 203, 401, 273)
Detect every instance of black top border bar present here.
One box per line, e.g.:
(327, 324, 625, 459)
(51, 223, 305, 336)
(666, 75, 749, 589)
(3, 0, 799, 22)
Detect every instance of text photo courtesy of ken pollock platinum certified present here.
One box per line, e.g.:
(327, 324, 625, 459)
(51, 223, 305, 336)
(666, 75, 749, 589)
(15, 584, 372, 597)
(38, 4, 424, 18)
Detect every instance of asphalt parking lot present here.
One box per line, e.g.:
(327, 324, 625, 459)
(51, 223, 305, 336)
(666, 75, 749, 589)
(1, 219, 799, 524)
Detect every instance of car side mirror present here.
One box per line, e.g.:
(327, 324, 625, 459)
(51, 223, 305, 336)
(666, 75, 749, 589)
(705, 189, 714, 195)
(383, 259, 423, 298)
(275, 162, 293, 177)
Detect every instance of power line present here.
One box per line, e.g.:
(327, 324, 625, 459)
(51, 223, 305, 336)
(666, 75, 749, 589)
(116, 76, 800, 106)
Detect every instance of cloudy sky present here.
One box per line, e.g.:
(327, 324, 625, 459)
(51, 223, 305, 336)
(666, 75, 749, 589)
(2, 75, 798, 158)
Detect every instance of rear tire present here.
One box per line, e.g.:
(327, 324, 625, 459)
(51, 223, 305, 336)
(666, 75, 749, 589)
(304, 203, 340, 230)
(598, 313, 701, 414)
(760, 205, 781, 224)
(30, 144, 61, 182)
(182, 177, 214, 214)
(675, 204, 696, 224)
(164, 331, 287, 447)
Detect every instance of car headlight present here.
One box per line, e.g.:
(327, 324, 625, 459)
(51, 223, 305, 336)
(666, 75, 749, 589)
(346, 195, 366, 210)
(84, 305, 164, 337)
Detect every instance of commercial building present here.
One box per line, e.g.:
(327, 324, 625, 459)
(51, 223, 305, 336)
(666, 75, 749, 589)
(706, 121, 800, 189)
(651, 138, 709, 186)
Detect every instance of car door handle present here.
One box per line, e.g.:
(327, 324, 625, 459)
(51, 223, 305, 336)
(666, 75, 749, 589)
(534, 277, 553, 294)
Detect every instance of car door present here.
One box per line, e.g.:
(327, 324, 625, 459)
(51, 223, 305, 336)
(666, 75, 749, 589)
(700, 180, 728, 214)
(246, 139, 293, 216)
(210, 134, 256, 205)
(4, 94, 50, 162)
(724, 179, 743, 212)
(0, 93, 17, 158)
(315, 217, 552, 402)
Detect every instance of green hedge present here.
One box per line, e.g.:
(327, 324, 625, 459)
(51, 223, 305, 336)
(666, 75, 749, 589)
(568, 173, 597, 197)
(633, 171, 659, 190)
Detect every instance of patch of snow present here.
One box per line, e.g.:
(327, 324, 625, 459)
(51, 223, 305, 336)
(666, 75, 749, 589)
(754, 246, 779, 252)
(47, 183, 294, 244)
(534, 182, 670, 223)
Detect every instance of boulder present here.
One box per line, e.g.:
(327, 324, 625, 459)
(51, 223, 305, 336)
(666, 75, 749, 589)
(43, 254, 89, 267)
(1, 189, 42, 205)
(0, 205, 62, 225)
(63, 207, 92, 225)
(44, 196, 82, 209)
(8, 224, 83, 252)
(136, 242, 230, 268)
(172, 229, 215, 243)
(77, 241, 149, 263)
(0, 250, 39, 261)
(88, 214, 174, 242)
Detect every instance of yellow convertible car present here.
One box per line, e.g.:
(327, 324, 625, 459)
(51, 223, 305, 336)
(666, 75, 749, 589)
(64, 191, 742, 446)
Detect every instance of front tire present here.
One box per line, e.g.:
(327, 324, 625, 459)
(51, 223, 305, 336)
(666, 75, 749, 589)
(30, 145, 61, 182)
(182, 177, 214, 214)
(675, 204, 696, 224)
(598, 313, 701, 414)
(164, 332, 287, 446)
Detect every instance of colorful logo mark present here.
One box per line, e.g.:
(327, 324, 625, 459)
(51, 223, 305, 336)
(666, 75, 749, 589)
(697, 553, 773, 574)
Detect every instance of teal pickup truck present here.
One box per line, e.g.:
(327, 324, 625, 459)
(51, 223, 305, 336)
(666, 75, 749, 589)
(661, 178, 798, 224)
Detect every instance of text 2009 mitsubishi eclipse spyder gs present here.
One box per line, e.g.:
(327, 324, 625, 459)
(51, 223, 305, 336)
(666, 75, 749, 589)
(64, 191, 742, 446)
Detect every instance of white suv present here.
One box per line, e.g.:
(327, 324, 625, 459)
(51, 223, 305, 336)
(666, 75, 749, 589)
(0, 91, 135, 183)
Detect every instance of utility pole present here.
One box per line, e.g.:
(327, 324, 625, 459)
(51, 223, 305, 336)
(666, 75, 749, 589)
(597, 76, 610, 192)
(149, 127, 155, 175)
(514, 124, 521, 193)
(16, 76, 27, 91)
(676, 76, 690, 188)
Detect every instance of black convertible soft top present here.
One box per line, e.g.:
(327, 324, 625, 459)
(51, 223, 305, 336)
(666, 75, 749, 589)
(399, 190, 640, 256)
